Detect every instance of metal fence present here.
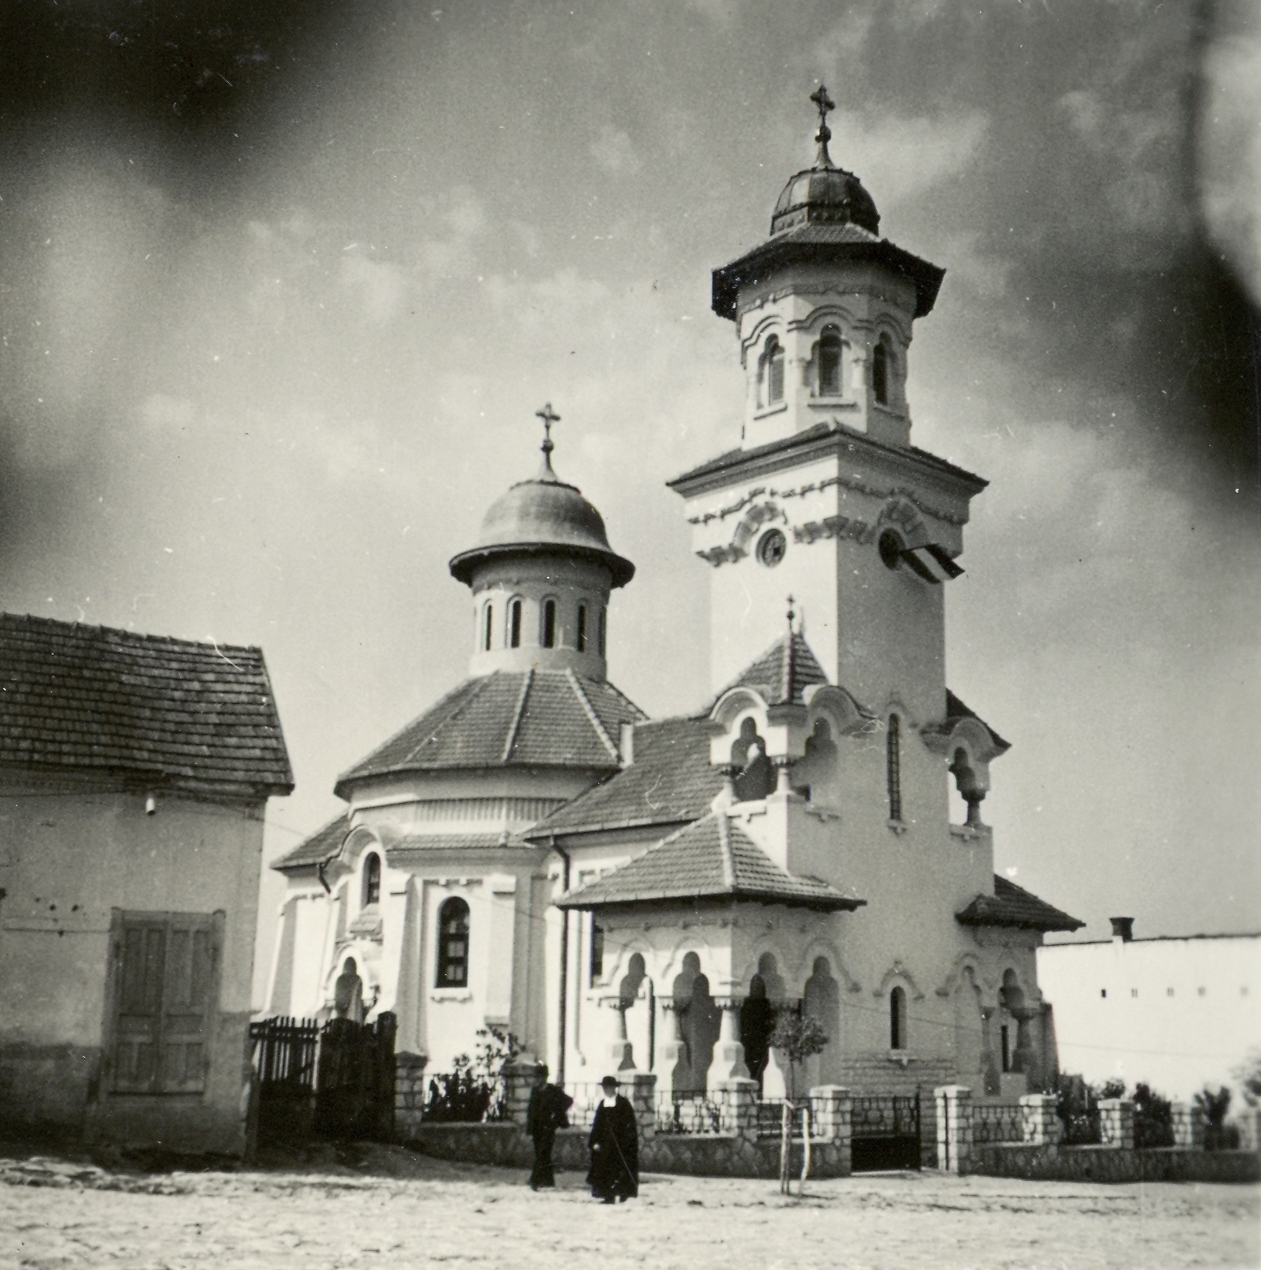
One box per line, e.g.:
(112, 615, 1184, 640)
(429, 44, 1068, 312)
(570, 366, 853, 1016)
(851, 1093, 919, 1138)
(756, 1099, 811, 1140)
(655, 1090, 724, 1135)
(972, 1101, 1023, 1144)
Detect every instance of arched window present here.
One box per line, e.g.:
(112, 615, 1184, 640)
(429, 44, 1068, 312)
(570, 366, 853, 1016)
(362, 852, 381, 907)
(589, 921, 604, 985)
(481, 601, 493, 651)
(764, 337, 785, 405)
(890, 985, 907, 1050)
(437, 897, 470, 987)
(507, 598, 522, 649)
(576, 603, 588, 653)
(818, 326, 843, 396)
(541, 598, 557, 648)
(887, 713, 902, 821)
(598, 607, 607, 657)
(872, 338, 890, 405)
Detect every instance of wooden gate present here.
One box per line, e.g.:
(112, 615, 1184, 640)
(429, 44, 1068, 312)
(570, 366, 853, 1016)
(249, 1013, 396, 1144)
(850, 1091, 921, 1171)
(313, 1013, 397, 1141)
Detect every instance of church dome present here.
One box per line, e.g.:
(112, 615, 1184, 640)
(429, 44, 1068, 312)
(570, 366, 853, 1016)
(770, 164, 880, 237)
(448, 411, 635, 588)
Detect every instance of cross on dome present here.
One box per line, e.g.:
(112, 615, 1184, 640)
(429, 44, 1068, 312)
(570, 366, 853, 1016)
(535, 401, 560, 480)
(809, 84, 836, 169)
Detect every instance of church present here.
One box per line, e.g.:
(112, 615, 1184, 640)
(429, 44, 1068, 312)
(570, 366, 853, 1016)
(264, 88, 1081, 1108)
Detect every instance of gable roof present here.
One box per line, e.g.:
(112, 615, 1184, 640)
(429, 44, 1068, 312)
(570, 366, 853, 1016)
(956, 875, 1083, 932)
(272, 812, 349, 871)
(555, 811, 862, 912)
(716, 630, 829, 707)
(334, 669, 645, 797)
(525, 715, 723, 840)
(0, 611, 292, 795)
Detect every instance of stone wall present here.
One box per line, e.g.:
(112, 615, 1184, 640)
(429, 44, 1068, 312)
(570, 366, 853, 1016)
(972, 1142, 1260, 1184)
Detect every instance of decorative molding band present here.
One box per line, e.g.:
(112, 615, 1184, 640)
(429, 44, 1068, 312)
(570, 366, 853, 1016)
(793, 515, 874, 546)
(687, 472, 966, 528)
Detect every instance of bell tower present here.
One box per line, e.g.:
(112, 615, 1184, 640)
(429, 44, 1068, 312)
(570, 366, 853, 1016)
(672, 89, 986, 725)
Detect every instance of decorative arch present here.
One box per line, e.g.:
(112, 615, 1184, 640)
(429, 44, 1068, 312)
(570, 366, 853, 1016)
(936, 951, 988, 1000)
(794, 939, 863, 996)
(873, 961, 926, 1002)
(802, 683, 875, 738)
(876, 496, 930, 550)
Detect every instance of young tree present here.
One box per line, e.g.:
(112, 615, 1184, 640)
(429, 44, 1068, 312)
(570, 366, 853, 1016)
(768, 1012, 829, 1194)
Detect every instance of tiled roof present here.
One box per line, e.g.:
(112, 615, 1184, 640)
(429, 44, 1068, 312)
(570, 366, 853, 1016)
(272, 822, 538, 873)
(956, 876, 1083, 932)
(667, 421, 986, 493)
(271, 813, 349, 870)
(525, 716, 723, 840)
(0, 611, 292, 793)
(555, 811, 863, 912)
(938, 689, 1010, 752)
(334, 670, 645, 796)
(715, 630, 829, 707)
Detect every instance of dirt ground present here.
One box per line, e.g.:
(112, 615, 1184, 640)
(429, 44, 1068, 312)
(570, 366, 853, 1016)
(1, 1142, 1257, 1270)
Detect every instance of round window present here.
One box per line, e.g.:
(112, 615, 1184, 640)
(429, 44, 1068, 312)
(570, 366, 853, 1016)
(878, 530, 903, 571)
(757, 528, 787, 568)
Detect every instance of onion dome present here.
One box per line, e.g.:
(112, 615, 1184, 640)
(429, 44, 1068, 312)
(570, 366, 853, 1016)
(448, 403, 635, 588)
(770, 85, 879, 236)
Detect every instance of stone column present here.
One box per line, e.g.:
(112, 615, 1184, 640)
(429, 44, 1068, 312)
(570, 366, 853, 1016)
(809, 1085, 852, 1174)
(658, 997, 686, 1095)
(979, 1006, 1001, 1096)
(707, 996, 750, 1084)
(1171, 1102, 1205, 1149)
(601, 995, 636, 1071)
(1098, 1098, 1135, 1149)
(1019, 1093, 1062, 1145)
(504, 1059, 545, 1128)
(935, 1085, 974, 1173)
(1011, 1006, 1042, 1089)
(394, 1051, 429, 1139)
(629, 1071, 658, 1141)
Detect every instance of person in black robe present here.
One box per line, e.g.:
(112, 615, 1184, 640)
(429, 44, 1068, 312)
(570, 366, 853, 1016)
(526, 1065, 573, 1190)
(586, 1075, 639, 1202)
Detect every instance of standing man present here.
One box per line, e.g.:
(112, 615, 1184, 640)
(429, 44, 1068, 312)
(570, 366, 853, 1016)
(526, 1064, 573, 1191)
(587, 1075, 639, 1203)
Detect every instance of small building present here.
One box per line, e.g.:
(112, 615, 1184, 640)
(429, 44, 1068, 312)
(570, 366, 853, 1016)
(1037, 919, 1261, 1101)
(0, 612, 292, 1153)
(266, 90, 1083, 1113)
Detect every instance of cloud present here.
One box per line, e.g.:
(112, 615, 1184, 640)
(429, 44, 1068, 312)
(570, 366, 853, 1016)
(590, 124, 642, 176)
(837, 110, 989, 206)
(339, 253, 406, 324)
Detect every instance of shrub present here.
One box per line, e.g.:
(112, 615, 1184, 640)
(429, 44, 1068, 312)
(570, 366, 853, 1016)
(423, 1054, 493, 1123)
(1233, 1050, 1261, 1107)
(1195, 1085, 1241, 1151)
(1132, 1082, 1174, 1148)
(1056, 1074, 1100, 1145)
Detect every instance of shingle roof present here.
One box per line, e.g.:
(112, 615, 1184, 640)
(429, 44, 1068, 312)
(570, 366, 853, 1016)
(525, 715, 723, 840)
(0, 611, 292, 793)
(334, 670, 645, 797)
(271, 813, 349, 870)
(555, 811, 863, 912)
(667, 421, 986, 493)
(956, 875, 1083, 932)
(715, 630, 829, 707)
(271, 820, 537, 873)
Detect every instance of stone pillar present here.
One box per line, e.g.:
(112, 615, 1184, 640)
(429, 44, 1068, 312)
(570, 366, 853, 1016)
(1012, 1006, 1042, 1089)
(707, 996, 750, 1084)
(658, 998, 686, 1094)
(711, 1077, 759, 1137)
(1099, 1098, 1135, 1149)
(504, 1059, 545, 1128)
(1019, 1093, 1063, 1145)
(809, 1085, 852, 1174)
(935, 1085, 974, 1173)
(394, 1051, 429, 1138)
(979, 1006, 1001, 1096)
(1171, 1102, 1205, 1149)
(601, 996, 636, 1071)
(629, 1070, 658, 1141)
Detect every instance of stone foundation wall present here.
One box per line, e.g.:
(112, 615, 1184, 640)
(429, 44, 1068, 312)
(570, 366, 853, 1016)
(972, 1143, 1260, 1184)
(402, 1122, 853, 1179)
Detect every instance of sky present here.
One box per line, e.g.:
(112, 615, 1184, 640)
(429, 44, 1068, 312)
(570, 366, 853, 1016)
(0, 0, 1257, 1007)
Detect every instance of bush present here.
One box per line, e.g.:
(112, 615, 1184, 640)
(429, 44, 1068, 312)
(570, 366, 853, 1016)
(1132, 1082, 1174, 1148)
(1056, 1074, 1100, 1145)
(1233, 1050, 1261, 1108)
(422, 1026, 524, 1123)
(1195, 1085, 1241, 1151)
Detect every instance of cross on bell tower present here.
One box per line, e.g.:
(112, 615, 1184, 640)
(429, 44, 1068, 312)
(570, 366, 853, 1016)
(809, 84, 835, 168)
(535, 401, 560, 480)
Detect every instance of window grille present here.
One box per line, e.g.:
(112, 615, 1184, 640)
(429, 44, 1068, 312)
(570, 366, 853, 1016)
(362, 852, 381, 906)
(437, 898, 470, 987)
(886, 713, 902, 821)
